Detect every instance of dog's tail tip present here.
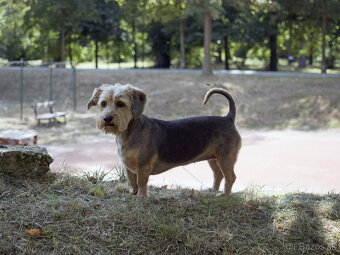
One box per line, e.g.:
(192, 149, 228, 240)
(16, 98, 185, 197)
(202, 88, 236, 122)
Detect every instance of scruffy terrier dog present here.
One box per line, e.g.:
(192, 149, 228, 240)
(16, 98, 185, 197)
(87, 84, 241, 197)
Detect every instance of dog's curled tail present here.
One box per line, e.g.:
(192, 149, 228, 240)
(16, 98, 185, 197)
(202, 88, 236, 123)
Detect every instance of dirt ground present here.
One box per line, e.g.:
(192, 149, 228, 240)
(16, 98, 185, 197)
(1, 70, 340, 193)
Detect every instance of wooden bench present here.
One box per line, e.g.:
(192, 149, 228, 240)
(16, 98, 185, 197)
(0, 129, 38, 145)
(31, 101, 67, 125)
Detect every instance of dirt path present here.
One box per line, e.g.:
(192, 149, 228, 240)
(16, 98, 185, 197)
(46, 129, 340, 194)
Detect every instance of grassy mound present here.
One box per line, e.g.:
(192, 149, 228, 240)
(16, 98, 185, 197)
(0, 172, 339, 254)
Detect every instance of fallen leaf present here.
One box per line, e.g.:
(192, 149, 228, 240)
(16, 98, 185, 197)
(89, 176, 97, 184)
(258, 205, 266, 211)
(80, 180, 86, 187)
(129, 211, 135, 217)
(95, 186, 105, 197)
(244, 202, 256, 211)
(190, 188, 195, 197)
(161, 185, 167, 189)
(24, 229, 43, 236)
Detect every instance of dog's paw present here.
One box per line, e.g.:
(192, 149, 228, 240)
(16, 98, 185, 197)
(130, 189, 138, 195)
(215, 192, 225, 197)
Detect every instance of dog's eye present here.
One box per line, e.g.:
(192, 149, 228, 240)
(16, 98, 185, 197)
(116, 101, 125, 108)
(101, 101, 107, 107)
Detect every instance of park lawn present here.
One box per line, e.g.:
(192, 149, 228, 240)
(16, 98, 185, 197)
(0, 70, 339, 145)
(0, 171, 339, 254)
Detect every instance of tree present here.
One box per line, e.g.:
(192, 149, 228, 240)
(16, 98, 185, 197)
(146, 0, 188, 68)
(80, 0, 122, 68)
(187, 0, 222, 75)
(0, 1, 28, 60)
(122, 0, 141, 68)
(258, 1, 280, 71)
(25, 0, 92, 64)
(303, 0, 339, 73)
(213, 0, 249, 70)
(147, 21, 172, 68)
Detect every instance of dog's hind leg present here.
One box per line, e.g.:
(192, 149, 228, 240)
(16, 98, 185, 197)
(126, 169, 138, 195)
(216, 156, 237, 195)
(208, 159, 224, 192)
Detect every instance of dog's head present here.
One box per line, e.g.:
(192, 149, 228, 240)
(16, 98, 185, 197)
(87, 84, 146, 135)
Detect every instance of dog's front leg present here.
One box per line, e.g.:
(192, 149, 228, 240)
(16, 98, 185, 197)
(136, 171, 150, 197)
(126, 169, 138, 195)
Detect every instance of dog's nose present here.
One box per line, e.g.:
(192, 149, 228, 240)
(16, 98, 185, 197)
(104, 116, 113, 124)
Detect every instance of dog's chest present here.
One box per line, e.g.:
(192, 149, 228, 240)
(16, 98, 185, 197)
(116, 139, 139, 172)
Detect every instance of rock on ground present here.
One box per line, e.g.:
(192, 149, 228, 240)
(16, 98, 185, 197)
(0, 145, 53, 178)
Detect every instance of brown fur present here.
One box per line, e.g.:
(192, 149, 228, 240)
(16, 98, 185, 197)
(88, 84, 241, 197)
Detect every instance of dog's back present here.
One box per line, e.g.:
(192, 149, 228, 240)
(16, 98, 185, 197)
(153, 116, 238, 165)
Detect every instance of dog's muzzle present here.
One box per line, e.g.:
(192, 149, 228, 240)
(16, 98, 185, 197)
(104, 116, 114, 126)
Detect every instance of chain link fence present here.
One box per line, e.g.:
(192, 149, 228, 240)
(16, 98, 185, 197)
(0, 59, 77, 119)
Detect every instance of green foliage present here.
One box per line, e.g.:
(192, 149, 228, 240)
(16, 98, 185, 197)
(0, 0, 338, 70)
(0, 0, 29, 60)
(79, 0, 122, 44)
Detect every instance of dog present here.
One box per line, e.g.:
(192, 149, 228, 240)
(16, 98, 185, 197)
(87, 84, 241, 197)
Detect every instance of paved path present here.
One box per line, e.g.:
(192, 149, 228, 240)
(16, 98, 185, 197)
(46, 130, 340, 194)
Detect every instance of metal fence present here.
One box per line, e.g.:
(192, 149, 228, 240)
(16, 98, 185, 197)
(0, 59, 77, 119)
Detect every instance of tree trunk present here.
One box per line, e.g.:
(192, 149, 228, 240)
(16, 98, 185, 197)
(321, 0, 327, 73)
(95, 40, 98, 69)
(117, 41, 121, 69)
(60, 22, 66, 67)
(179, 15, 186, 69)
(203, 13, 212, 75)
(215, 47, 222, 64)
(224, 36, 229, 70)
(269, 33, 278, 71)
(287, 22, 293, 65)
(141, 6, 145, 69)
(68, 43, 73, 67)
(132, 19, 137, 68)
(142, 31, 145, 68)
(309, 54, 313, 65)
(155, 52, 170, 68)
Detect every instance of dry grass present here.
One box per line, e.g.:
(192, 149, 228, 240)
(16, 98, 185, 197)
(0, 171, 339, 254)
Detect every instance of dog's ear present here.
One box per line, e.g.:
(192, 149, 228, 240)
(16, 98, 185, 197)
(131, 88, 146, 118)
(87, 87, 103, 110)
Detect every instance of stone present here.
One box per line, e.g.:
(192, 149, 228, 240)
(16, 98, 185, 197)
(0, 145, 53, 178)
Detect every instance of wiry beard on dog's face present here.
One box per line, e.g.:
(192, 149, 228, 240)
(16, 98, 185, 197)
(97, 109, 133, 135)
(87, 83, 146, 136)
(96, 89, 134, 135)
